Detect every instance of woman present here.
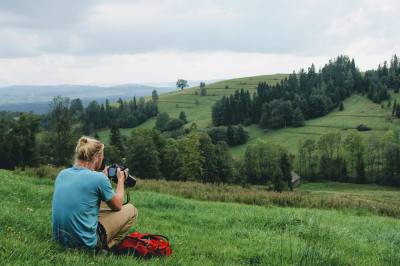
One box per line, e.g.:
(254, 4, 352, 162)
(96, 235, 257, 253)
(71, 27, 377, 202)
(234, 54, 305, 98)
(51, 136, 138, 251)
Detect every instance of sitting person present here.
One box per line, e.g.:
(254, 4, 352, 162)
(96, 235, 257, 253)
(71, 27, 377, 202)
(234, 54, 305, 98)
(51, 136, 138, 252)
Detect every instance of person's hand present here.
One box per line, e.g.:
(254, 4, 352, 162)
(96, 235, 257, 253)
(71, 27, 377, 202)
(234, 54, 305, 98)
(117, 167, 128, 183)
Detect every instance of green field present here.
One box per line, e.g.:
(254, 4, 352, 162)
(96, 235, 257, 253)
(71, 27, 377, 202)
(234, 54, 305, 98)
(98, 74, 400, 159)
(1, 170, 400, 265)
(97, 74, 287, 142)
(231, 94, 400, 156)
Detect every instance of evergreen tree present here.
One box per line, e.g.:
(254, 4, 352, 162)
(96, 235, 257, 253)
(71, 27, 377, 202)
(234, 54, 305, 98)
(49, 96, 75, 166)
(155, 112, 170, 131)
(126, 129, 162, 179)
(292, 107, 305, 127)
(152, 90, 159, 102)
(179, 111, 188, 123)
(272, 167, 284, 192)
(110, 125, 124, 157)
(339, 102, 344, 111)
(279, 153, 292, 191)
(226, 125, 235, 146)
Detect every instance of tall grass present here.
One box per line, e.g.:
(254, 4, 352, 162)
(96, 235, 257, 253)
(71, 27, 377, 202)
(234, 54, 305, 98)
(17, 166, 400, 218)
(136, 179, 400, 218)
(1, 169, 400, 265)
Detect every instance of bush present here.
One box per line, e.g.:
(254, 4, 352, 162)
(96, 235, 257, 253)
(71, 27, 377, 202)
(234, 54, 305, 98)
(356, 124, 371, 131)
(15, 165, 62, 180)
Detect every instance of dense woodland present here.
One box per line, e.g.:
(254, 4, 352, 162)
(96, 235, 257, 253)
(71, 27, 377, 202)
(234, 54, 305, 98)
(1, 55, 400, 190)
(212, 55, 400, 129)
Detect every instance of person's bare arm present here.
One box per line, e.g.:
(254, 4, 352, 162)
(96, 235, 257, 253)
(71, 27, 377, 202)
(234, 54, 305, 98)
(106, 167, 128, 211)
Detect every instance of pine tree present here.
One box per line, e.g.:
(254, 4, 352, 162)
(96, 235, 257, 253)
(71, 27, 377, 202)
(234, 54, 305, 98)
(272, 167, 284, 192)
(226, 125, 235, 146)
(179, 111, 188, 124)
(292, 107, 304, 127)
(110, 125, 124, 157)
(279, 153, 292, 191)
(397, 105, 400, 118)
(152, 90, 159, 102)
(339, 102, 344, 111)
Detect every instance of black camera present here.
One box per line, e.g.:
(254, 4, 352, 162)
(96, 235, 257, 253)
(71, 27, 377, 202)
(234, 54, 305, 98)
(107, 164, 137, 188)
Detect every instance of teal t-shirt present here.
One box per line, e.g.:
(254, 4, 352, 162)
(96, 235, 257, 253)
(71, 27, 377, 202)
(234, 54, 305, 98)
(51, 166, 115, 248)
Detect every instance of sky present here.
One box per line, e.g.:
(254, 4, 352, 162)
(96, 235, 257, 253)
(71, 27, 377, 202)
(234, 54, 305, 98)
(0, 0, 399, 86)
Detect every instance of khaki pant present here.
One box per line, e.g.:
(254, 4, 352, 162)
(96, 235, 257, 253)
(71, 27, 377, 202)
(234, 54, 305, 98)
(98, 202, 138, 249)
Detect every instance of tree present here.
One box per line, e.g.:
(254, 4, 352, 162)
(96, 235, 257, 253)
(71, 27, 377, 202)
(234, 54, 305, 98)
(12, 113, 40, 167)
(160, 138, 183, 181)
(344, 132, 364, 179)
(292, 107, 304, 127)
(165, 118, 184, 131)
(272, 167, 284, 192)
(200, 82, 207, 96)
(179, 111, 188, 124)
(339, 102, 344, 111)
(176, 79, 188, 90)
(155, 112, 170, 132)
(126, 129, 162, 179)
(70, 98, 84, 119)
(279, 153, 292, 191)
(110, 125, 124, 157)
(226, 125, 235, 146)
(176, 132, 204, 181)
(152, 90, 159, 102)
(49, 96, 75, 166)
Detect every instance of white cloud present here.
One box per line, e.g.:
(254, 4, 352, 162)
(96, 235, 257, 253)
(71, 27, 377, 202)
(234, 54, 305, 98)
(0, 0, 399, 84)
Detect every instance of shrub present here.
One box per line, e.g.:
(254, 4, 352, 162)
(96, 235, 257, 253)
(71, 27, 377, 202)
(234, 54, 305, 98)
(356, 124, 371, 131)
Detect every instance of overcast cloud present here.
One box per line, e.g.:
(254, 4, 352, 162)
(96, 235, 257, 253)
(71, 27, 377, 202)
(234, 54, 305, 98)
(0, 0, 399, 85)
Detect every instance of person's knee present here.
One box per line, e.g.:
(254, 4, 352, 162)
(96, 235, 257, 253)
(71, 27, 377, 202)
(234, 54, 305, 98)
(124, 203, 138, 221)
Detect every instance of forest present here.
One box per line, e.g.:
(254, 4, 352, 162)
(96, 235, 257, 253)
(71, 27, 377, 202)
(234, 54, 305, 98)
(212, 55, 399, 129)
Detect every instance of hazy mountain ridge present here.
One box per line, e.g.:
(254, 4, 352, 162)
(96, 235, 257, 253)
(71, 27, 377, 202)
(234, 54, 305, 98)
(0, 83, 176, 113)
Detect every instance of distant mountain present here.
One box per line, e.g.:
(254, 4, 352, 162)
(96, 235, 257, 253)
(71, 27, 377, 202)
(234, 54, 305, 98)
(0, 84, 176, 113)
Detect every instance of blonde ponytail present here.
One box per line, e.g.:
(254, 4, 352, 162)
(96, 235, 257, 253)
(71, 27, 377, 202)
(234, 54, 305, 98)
(74, 136, 104, 164)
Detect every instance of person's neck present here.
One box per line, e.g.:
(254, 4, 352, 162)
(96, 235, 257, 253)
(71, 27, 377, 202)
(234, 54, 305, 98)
(76, 161, 96, 171)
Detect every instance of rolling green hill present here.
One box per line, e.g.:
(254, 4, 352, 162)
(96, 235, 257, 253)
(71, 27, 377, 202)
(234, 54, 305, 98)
(1, 170, 400, 265)
(98, 74, 287, 140)
(98, 74, 400, 158)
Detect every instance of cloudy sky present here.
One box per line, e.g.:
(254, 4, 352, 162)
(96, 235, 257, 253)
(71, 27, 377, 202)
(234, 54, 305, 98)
(0, 0, 399, 86)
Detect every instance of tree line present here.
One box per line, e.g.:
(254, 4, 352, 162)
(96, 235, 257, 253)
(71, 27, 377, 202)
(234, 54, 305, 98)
(0, 94, 158, 168)
(296, 130, 400, 187)
(105, 125, 290, 190)
(212, 55, 400, 129)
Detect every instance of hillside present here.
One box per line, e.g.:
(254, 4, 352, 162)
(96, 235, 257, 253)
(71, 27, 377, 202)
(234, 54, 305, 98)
(1, 170, 400, 265)
(231, 93, 400, 156)
(98, 74, 287, 141)
(98, 74, 400, 158)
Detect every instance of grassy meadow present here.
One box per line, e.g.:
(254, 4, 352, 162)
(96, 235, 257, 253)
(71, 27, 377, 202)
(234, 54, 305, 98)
(97, 74, 287, 142)
(1, 169, 400, 265)
(97, 74, 400, 159)
(231, 93, 400, 156)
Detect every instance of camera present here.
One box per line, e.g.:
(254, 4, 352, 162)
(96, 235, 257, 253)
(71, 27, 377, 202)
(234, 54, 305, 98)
(107, 164, 137, 188)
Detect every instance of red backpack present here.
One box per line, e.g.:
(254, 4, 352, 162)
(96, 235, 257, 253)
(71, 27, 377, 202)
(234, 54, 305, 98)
(114, 232, 172, 258)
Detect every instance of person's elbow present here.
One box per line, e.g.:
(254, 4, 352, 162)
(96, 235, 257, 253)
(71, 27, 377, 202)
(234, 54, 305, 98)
(106, 195, 123, 211)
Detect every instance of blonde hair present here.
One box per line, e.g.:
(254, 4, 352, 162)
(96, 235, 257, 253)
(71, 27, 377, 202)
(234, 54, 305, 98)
(74, 136, 104, 164)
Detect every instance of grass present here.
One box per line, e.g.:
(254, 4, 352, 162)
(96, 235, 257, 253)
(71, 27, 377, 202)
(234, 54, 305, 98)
(97, 74, 287, 143)
(2, 169, 400, 265)
(231, 94, 400, 156)
(0, 170, 400, 265)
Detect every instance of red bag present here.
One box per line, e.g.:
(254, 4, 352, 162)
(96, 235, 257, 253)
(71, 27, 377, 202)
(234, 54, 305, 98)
(114, 232, 172, 258)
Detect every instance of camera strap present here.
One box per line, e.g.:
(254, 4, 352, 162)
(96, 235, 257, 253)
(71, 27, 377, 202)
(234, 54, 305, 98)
(123, 188, 130, 205)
